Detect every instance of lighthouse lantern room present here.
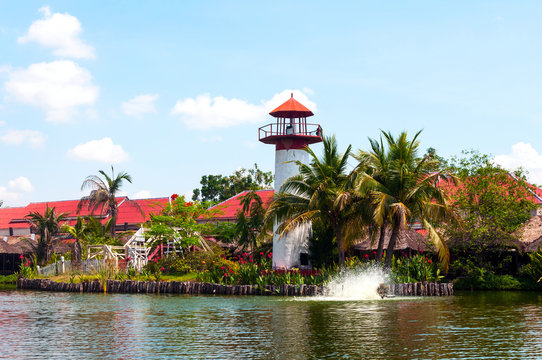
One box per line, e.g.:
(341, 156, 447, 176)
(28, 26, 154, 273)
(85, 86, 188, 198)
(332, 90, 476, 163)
(259, 93, 323, 268)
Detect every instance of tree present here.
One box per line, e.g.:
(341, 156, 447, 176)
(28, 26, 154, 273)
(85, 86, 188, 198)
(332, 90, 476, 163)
(145, 196, 219, 253)
(444, 150, 538, 250)
(235, 191, 268, 251)
(26, 205, 68, 265)
(61, 217, 89, 266)
(354, 130, 455, 270)
(192, 163, 273, 203)
(265, 135, 362, 267)
(78, 166, 139, 239)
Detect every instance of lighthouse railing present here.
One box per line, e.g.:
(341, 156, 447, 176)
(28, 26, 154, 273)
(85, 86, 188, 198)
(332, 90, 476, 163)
(258, 123, 322, 140)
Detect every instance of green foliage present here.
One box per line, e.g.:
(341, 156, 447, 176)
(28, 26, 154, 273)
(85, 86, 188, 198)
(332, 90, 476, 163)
(454, 270, 522, 290)
(0, 274, 18, 284)
(145, 196, 216, 249)
(391, 254, 443, 283)
(518, 249, 542, 282)
(26, 205, 68, 265)
(445, 150, 538, 249)
(192, 163, 273, 203)
(18, 257, 35, 279)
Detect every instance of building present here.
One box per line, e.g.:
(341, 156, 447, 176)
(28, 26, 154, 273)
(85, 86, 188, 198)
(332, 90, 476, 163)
(0, 197, 170, 237)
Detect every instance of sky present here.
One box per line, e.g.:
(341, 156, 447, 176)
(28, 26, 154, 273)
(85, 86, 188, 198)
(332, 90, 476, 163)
(1, 1, 542, 206)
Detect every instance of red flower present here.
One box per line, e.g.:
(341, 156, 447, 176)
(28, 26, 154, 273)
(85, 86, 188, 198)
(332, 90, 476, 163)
(267, 253, 272, 259)
(126, 256, 131, 261)
(171, 193, 179, 200)
(364, 254, 369, 258)
(428, 259, 432, 264)
(373, 251, 376, 255)
(249, 259, 253, 263)
(220, 266, 225, 270)
(19, 254, 24, 259)
(160, 267, 165, 272)
(185, 202, 194, 207)
(230, 269, 234, 274)
(259, 252, 264, 256)
(224, 273, 228, 277)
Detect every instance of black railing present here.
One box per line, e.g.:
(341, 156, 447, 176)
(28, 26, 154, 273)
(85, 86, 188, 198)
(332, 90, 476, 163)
(259, 122, 322, 141)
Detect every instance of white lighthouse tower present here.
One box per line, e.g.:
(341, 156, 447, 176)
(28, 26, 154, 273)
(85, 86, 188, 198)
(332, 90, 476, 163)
(259, 94, 323, 268)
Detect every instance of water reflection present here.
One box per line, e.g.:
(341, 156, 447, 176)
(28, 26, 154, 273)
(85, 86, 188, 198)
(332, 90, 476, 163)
(0, 290, 541, 359)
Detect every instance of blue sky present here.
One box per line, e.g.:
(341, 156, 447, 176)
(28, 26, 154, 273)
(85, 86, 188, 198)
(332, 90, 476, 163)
(1, 1, 542, 206)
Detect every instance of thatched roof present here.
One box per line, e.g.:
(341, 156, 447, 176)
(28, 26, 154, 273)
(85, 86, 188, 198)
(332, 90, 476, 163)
(0, 239, 23, 254)
(5, 237, 35, 254)
(354, 227, 430, 252)
(520, 216, 542, 251)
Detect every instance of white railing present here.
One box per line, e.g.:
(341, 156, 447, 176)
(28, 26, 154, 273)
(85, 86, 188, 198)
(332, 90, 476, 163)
(37, 259, 103, 276)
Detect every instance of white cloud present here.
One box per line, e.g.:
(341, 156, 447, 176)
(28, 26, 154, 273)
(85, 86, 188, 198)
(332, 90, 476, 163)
(0, 176, 34, 204)
(0, 121, 5, 126)
(4, 60, 99, 122)
(199, 135, 222, 143)
(0, 129, 46, 148)
(133, 190, 152, 199)
(18, 6, 95, 59)
(68, 137, 129, 163)
(171, 89, 317, 130)
(494, 142, 542, 184)
(121, 94, 158, 118)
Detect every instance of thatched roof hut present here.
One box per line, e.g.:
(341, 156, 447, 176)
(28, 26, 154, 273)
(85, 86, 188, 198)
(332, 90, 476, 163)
(520, 215, 542, 251)
(354, 228, 430, 253)
(5, 236, 36, 254)
(0, 240, 22, 254)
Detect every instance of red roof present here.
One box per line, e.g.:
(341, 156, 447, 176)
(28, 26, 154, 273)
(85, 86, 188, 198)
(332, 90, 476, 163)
(205, 190, 274, 221)
(269, 94, 314, 118)
(0, 197, 169, 231)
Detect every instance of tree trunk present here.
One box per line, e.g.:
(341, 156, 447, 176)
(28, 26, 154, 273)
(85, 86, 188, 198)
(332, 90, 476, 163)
(110, 208, 117, 239)
(335, 225, 345, 267)
(384, 214, 401, 269)
(72, 240, 82, 269)
(376, 222, 387, 263)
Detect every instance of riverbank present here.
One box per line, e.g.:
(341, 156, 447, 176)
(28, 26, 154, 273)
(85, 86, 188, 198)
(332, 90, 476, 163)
(17, 278, 453, 296)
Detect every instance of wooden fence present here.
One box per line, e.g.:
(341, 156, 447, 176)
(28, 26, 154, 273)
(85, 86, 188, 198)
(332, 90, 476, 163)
(17, 278, 453, 297)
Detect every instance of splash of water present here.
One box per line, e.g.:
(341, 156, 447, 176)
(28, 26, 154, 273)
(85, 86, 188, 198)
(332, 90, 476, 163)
(321, 266, 389, 300)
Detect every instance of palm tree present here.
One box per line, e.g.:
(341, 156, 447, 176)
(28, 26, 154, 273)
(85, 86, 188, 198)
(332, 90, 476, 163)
(26, 205, 68, 265)
(265, 135, 363, 267)
(78, 166, 138, 239)
(354, 130, 455, 270)
(61, 216, 89, 266)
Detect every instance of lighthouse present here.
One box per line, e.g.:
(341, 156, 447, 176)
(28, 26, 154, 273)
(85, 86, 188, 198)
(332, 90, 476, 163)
(259, 94, 323, 268)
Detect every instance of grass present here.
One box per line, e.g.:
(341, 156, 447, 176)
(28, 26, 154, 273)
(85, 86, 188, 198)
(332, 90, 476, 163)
(0, 274, 18, 284)
(41, 272, 199, 284)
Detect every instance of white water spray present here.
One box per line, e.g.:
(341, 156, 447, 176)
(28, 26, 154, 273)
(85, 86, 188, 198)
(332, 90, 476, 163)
(321, 266, 389, 300)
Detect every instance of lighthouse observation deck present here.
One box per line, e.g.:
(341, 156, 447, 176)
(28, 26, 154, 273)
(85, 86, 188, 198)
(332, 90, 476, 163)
(258, 122, 323, 145)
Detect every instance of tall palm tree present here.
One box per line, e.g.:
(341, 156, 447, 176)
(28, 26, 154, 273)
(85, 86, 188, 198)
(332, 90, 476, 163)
(265, 135, 363, 267)
(78, 166, 137, 239)
(354, 130, 455, 270)
(26, 205, 68, 265)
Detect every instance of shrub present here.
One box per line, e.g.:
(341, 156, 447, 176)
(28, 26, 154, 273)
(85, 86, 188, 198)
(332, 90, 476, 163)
(392, 254, 442, 283)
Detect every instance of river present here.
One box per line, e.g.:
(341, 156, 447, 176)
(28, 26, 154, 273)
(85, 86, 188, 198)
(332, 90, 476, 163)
(0, 289, 541, 359)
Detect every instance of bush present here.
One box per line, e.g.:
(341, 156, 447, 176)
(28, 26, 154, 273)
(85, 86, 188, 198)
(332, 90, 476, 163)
(454, 271, 522, 290)
(392, 254, 442, 283)
(518, 250, 542, 283)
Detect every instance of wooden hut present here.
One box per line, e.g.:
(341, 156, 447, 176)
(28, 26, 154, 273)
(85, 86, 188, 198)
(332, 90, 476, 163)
(519, 215, 542, 252)
(0, 240, 23, 275)
(353, 228, 430, 258)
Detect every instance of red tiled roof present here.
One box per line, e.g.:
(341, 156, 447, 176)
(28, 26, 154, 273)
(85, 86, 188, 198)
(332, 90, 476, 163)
(205, 190, 274, 221)
(0, 197, 169, 231)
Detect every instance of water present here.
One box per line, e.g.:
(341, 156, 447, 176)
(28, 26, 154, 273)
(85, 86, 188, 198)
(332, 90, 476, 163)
(324, 267, 388, 300)
(1, 289, 541, 359)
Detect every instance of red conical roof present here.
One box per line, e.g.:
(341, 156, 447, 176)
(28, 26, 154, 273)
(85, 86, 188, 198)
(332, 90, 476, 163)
(269, 93, 314, 118)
